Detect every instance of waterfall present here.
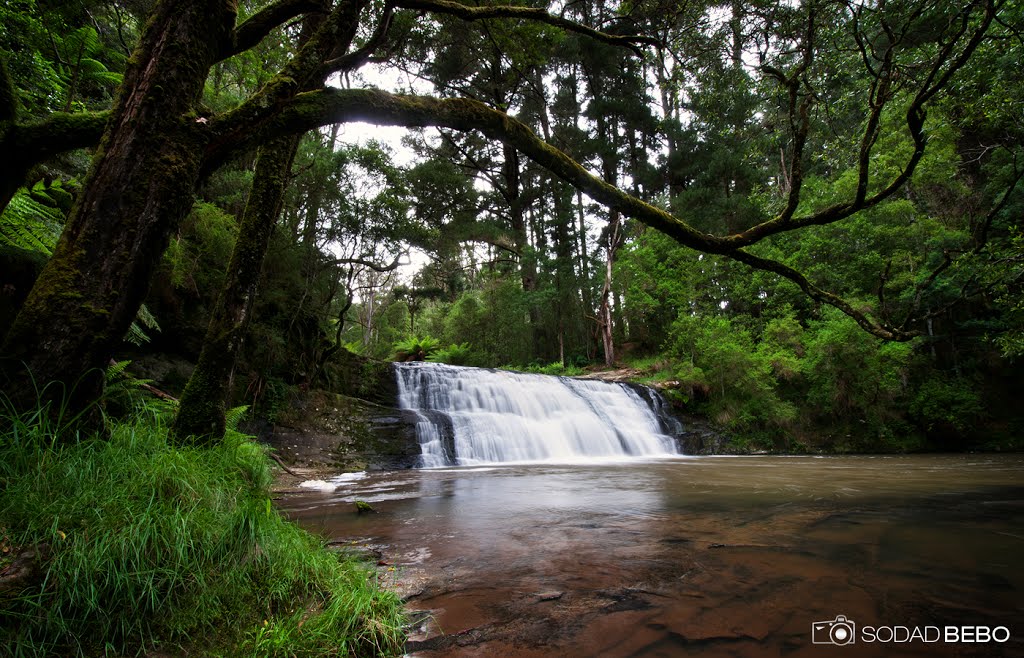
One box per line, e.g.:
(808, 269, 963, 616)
(394, 362, 681, 467)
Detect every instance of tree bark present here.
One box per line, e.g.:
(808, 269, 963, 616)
(172, 134, 300, 442)
(173, 3, 347, 443)
(0, 0, 236, 418)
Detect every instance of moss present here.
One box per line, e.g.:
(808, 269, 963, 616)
(0, 55, 17, 123)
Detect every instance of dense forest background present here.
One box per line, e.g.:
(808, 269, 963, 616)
(2, 0, 1022, 452)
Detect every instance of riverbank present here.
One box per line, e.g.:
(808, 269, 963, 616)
(0, 409, 405, 657)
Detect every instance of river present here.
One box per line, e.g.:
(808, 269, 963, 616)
(279, 455, 1024, 657)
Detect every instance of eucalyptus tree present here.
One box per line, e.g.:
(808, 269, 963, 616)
(0, 0, 1011, 429)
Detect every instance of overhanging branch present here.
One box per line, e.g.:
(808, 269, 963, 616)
(216, 87, 915, 339)
(726, 0, 996, 249)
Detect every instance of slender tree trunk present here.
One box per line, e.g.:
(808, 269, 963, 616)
(599, 214, 620, 366)
(173, 5, 345, 442)
(503, 142, 542, 355)
(0, 0, 235, 419)
(552, 182, 573, 367)
(172, 134, 300, 441)
(592, 108, 622, 367)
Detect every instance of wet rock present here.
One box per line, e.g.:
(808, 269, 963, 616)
(267, 388, 420, 471)
(672, 413, 740, 455)
(599, 588, 653, 613)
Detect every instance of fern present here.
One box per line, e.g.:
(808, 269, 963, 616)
(105, 360, 132, 382)
(225, 405, 251, 431)
(392, 335, 442, 361)
(0, 187, 64, 255)
(124, 304, 161, 346)
(55, 26, 124, 108)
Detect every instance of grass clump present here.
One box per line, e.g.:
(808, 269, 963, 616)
(0, 404, 404, 657)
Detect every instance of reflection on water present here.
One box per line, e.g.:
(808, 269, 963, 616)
(279, 455, 1024, 657)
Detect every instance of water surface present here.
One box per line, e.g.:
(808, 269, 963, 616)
(280, 455, 1024, 656)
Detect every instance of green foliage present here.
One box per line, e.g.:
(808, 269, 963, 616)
(0, 407, 404, 657)
(392, 335, 441, 361)
(123, 303, 161, 347)
(664, 314, 796, 435)
(803, 309, 914, 433)
(514, 362, 585, 377)
(0, 185, 67, 255)
(423, 279, 534, 366)
(427, 342, 477, 366)
(0, 4, 129, 116)
(162, 202, 238, 294)
(103, 359, 175, 421)
(908, 377, 984, 436)
(224, 404, 250, 432)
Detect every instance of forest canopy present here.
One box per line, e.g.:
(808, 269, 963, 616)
(0, 0, 1022, 449)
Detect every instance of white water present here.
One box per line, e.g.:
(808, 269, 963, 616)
(394, 362, 680, 467)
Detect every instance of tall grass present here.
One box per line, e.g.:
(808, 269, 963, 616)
(0, 401, 404, 657)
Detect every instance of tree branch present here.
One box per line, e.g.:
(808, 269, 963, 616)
(220, 0, 326, 62)
(323, 6, 395, 72)
(5, 111, 109, 162)
(327, 252, 404, 272)
(393, 0, 661, 55)
(215, 87, 913, 339)
(723, 0, 996, 249)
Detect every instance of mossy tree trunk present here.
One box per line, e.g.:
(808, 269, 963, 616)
(0, 0, 236, 417)
(173, 5, 351, 444)
(172, 134, 301, 442)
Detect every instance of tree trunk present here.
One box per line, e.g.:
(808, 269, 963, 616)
(173, 6, 342, 442)
(503, 142, 542, 355)
(599, 212, 620, 366)
(172, 134, 299, 442)
(0, 0, 235, 419)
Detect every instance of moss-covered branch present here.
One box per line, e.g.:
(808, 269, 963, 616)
(220, 0, 326, 62)
(0, 110, 109, 212)
(5, 110, 109, 163)
(212, 87, 916, 340)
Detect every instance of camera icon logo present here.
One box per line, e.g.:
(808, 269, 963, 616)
(812, 615, 856, 645)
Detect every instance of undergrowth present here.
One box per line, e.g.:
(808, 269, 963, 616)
(0, 400, 404, 657)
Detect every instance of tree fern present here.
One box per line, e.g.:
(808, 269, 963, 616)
(54, 26, 124, 110)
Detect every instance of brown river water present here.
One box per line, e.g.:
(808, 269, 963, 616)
(278, 455, 1024, 657)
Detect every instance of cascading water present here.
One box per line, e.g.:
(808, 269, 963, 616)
(394, 362, 681, 466)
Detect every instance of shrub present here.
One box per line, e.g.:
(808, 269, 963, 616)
(427, 342, 477, 366)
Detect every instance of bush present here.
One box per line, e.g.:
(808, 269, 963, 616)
(427, 342, 478, 366)
(664, 314, 796, 433)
